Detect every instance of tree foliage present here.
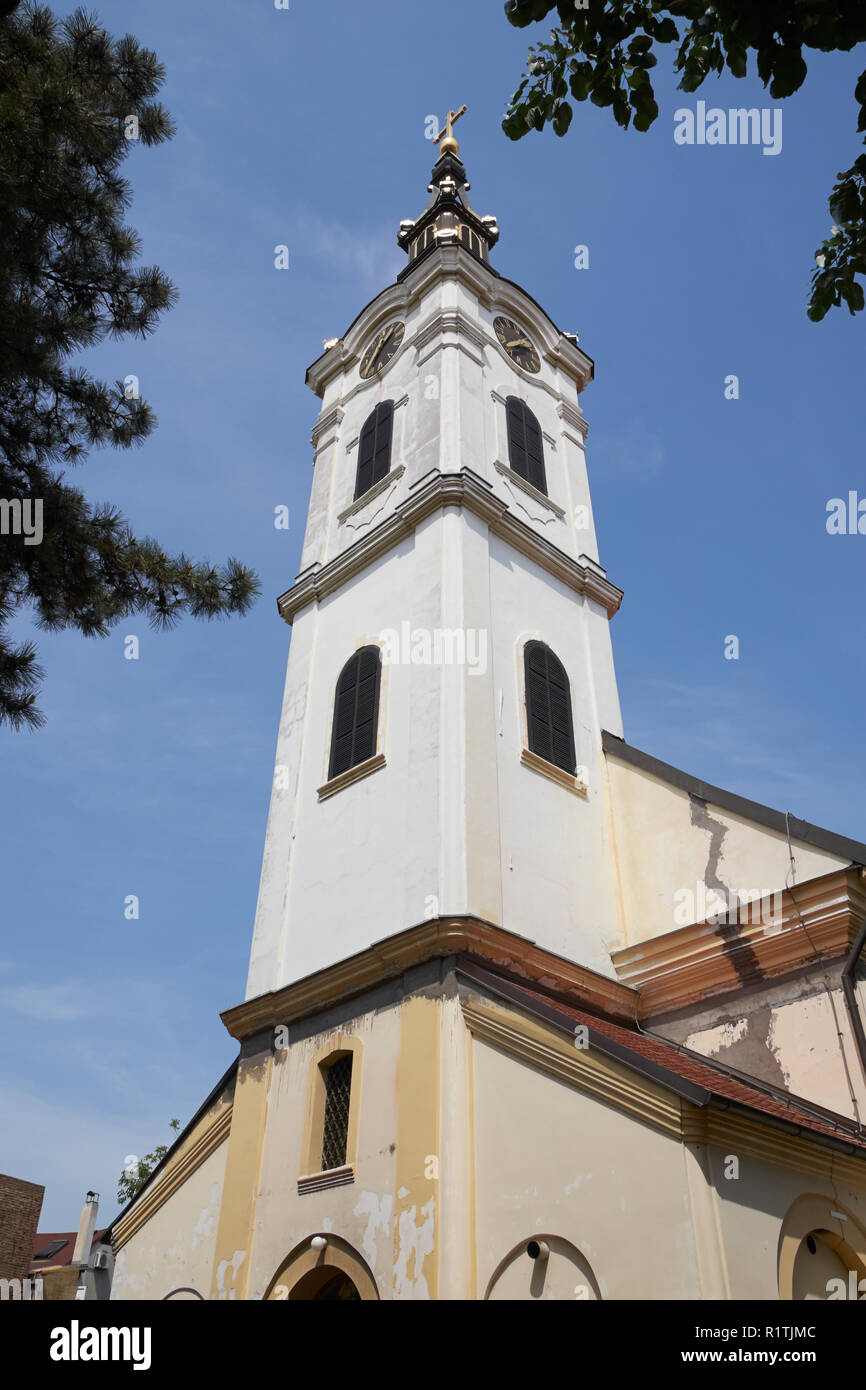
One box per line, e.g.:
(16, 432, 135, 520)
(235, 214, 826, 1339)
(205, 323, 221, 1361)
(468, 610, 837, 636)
(0, 5, 259, 730)
(502, 1, 866, 320)
(116, 1118, 180, 1206)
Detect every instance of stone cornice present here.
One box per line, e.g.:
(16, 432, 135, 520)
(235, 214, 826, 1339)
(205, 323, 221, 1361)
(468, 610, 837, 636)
(219, 915, 637, 1043)
(461, 997, 683, 1141)
(461, 988, 866, 1187)
(305, 246, 593, 399)
(612, 868, 866, 1019)
(556, 399, 588, 443)
(311, 405, 344, 454)
(276, 469, 623, 625)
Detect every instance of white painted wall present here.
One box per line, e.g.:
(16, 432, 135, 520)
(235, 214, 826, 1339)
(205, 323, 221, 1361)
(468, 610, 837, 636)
(246, 250, 624, 996)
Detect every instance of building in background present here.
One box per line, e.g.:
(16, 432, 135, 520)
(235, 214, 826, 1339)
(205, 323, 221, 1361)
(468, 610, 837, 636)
(29, 1193, 114, 1301)
(104, 120, 866, 1301)
(0, 1172, 44, 1298)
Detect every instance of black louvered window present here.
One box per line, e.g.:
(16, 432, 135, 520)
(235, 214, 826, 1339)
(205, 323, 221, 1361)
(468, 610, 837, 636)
(354, 401, 394, 500)
(321, 1054, 353, 1171)
(328, 646, 381, 780)
(506, 396, 546, 495)
(524, 641, 576, 774)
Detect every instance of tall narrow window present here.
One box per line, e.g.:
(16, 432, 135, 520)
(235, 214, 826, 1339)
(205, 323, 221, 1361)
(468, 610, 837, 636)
(321, 1054, 353, 1171)
(355, 401, 394, 500)
(506, 396, 546, 495)
(524, 641, 576, 774)
(328, 646, 381, 779)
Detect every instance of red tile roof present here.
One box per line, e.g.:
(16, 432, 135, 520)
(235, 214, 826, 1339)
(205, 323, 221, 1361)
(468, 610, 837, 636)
(515, 983, 866, 1153)
(31, 1229, 106, 1267)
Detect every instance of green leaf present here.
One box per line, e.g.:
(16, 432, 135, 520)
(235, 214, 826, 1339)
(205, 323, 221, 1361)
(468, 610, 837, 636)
(552, 100, 573, 135)
(569, 63, 593, 101)
(769, 47, 807, 99)
(726, 45, 747, 79)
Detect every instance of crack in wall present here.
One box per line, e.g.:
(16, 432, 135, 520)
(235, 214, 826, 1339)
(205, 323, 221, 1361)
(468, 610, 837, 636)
(689, 794, 764, 990)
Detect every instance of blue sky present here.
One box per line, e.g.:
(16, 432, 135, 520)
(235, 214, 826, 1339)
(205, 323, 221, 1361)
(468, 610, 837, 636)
(2, 1, 863, 1229)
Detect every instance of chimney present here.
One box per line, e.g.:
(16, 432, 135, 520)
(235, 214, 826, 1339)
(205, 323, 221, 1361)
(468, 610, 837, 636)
(71, 1191, 99, 1266)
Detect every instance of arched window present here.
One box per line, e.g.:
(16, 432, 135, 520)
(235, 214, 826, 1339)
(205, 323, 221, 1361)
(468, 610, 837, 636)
(506, 396, 546, 495)
(321, 1054, 353, 1171)
(524, 641, 576, 774)
(354, 401, 394, 500)
(328, 646, 381, 779)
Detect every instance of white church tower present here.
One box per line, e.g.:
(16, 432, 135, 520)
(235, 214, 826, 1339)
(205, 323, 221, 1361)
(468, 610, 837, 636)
(246, 113, 626, 998)
(108, 115, 866, 1304)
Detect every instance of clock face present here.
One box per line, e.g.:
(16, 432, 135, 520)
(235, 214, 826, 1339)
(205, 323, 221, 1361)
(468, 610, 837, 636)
(359, 321, 405, 379)
(494, 315, 540, 374)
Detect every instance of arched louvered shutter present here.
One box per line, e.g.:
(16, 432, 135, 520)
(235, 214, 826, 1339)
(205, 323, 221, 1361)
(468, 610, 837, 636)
(506, 397, 546, 495)
(354, 401, 394, 500)
(328, 646, 381, 779)
(524, 641, 576, 774)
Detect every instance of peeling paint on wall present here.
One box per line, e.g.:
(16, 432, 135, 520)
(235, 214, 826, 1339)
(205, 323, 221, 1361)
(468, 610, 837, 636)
(393, 1197, 435, 1300)
(354, 1191, 394, 1271)
(215, 1248, 246, 1301)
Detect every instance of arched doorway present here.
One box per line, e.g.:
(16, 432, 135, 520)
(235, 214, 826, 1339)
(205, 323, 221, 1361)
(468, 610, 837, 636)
(288, 1267, 361, 1301)
(263, 1233, 379, 1301)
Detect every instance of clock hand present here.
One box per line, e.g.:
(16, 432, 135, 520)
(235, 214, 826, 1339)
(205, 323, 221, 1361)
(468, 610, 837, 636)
(506, 338, 532, 350)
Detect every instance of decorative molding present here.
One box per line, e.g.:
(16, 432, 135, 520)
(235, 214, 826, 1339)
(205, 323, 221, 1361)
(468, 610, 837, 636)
(311, 406, 344, 453)
(556, 400, 588, 443)
(304, 246, 593, 402)
(112, 1104, 233, 1250)
(680, 1101, 866, 1192)
(462, 998, 684, 1140)
(414, 309, 488, 355)
(611, 868, 866, 1018)
(317, 751, 386, 801)
(462, 993, 866, 1190)
(277, 470, 623, 626)
(220, 915, 638, 1044)
(521, 747, 588, 796)
(337, 467, 405, 526)
(494, 459, 566, 521)
(297, 1165, 354, 1195)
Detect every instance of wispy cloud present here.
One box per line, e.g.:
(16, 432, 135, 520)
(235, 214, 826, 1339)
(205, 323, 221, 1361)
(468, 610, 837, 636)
(292, 213, 403, 293)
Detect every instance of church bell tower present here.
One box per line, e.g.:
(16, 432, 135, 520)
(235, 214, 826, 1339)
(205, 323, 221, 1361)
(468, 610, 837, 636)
(108, 111, 866, 1308)
(245, 113, 626, 1000)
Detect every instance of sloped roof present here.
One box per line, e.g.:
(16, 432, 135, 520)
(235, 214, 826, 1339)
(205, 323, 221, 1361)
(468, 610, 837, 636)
(602, 731, 866, 866)
(462, 962, 866, 1155)
(31, 1229, 106, 1267)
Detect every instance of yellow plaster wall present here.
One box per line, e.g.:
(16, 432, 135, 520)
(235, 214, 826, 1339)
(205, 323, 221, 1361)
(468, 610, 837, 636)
(706, 1145, 866, 1299)
(244, 994, 440, 1301)
(471, 1036, 702, 1299)
(605, 759, 848, 950)
(110, 1140, 228, 1301)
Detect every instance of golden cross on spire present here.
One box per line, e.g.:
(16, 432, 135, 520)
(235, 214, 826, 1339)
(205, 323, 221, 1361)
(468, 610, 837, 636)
(434, 105, 467, 158)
